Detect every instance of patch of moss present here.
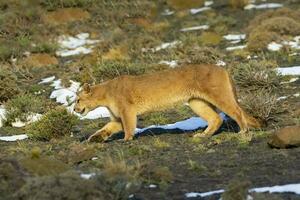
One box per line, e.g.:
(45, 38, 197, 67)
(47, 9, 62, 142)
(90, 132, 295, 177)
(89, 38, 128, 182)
(15, 172, 110, 200)
(0, 67, 20, 102)
(26, 107, 79, 141)
(229, 0, 249, 9)
(5, 94, 48, 125)
(199, 32, 222, 46)
(167, 0, 204, 10)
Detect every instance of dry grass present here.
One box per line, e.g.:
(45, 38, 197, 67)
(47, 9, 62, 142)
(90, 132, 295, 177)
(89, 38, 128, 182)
(0, 67, 20, 102)
(247, 8, 300, 52)
(167, 0, 204, 10)
(153, 138, 171, 149)
(240, 89, 288, 126)
(230, 60, 281, 91)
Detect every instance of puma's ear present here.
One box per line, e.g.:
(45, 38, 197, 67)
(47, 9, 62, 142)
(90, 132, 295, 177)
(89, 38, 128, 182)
(83, 83, 91, 93)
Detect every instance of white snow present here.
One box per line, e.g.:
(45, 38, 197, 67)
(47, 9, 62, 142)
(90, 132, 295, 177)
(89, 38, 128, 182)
(226, 45, 246, 51)
(39, 76, 56, 84)
(276, 66, 300, 76)
(267, 42, 283, 51)
(180, 25, 209, 32)
(161, 9, 174, 16)
(40, 77, 110, 120)
(148, 184, 158, 188)
(79, 106, 110, 119)
(159, 60, 178, 68)
(56, 33, 100, 57)
(50, 80, 80, 106)
(293, 93, 300, 97)
(0, 106, 6, 128)
(204, 1, 213, 6)
(267, 36, 300, 51)
(185, 189, 225, 198)
(276, 96, 287, 101)
(80, 173, 96, 179)
(190, 7, 211, 14)
(57, 47, 93, 57)
(185, 183, 300, 198)
(244, 3, 283, 10)
(0, 134, 28, 142)
(11, 113, 43, 128)
(216, 60, 226, 66)
(281, 77, 299, 84)
(250, 183, 300, 195)
(223, 34, 246, 41)
(153, 41, 180, 51)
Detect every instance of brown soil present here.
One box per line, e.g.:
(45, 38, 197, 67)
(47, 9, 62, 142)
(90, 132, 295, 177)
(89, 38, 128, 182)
(21, 53, 58, 67)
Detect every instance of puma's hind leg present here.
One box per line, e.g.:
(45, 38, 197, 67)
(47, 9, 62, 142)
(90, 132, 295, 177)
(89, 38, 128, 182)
(188, 99, 223, 137)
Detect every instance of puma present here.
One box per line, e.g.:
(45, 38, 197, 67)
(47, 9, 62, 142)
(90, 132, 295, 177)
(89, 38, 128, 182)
(74, 64, 261, 142)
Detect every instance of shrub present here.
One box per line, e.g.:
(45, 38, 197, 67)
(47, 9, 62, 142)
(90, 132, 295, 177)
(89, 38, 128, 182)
(239, 89, 287, 125)
(5, 94, 47, 125)
(247, 9, 300, 52)
(40, 0, 93, 10)
(26, 107, 79, 141)
(0, 68, 20, 102)
(182, 46, 225, 65)
(230, 60, 281, 91)
(97, 153, 142, 198)
(92, 60, 149, 82)
(246, 8, 300, 33)
(229, 0, 248, 9)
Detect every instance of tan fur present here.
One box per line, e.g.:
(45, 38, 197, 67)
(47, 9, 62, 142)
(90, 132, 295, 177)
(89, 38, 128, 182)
(74, 64, 261, 142)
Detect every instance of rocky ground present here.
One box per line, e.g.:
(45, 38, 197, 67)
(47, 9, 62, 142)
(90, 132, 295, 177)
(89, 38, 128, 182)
(0, 0, 300, 199)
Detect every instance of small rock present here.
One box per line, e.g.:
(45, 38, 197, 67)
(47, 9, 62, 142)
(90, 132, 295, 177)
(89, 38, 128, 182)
(268, 126, 300, 148)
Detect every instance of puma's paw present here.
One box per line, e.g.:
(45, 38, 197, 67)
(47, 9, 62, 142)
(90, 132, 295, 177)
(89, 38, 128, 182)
(124, 135, 134, 141)
(87, 130, 110, 143)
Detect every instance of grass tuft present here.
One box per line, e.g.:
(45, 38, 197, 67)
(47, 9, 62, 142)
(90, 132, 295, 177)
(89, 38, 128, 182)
(26, 107, 79, 141)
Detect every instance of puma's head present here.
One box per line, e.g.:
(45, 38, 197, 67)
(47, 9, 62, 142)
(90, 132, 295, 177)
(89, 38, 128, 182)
(74, 83, 106, 116)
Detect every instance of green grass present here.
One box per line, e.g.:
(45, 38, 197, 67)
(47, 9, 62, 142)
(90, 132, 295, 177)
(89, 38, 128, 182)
(26, 107, 79, 141)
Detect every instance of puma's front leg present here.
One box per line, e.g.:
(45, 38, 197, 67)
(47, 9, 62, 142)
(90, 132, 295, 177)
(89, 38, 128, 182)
(120, 106, 137, 141)
(88, 121, 123, 142)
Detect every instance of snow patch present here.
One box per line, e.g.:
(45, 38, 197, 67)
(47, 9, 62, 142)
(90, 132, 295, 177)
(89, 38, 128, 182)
(267, 42, 283, 51)
(39, 76, 56, 84)
(0, 134, 28, 142)
(244, 3, 283, 10)
(185, 183, 300, 198)
(40, 77, 110, 120)
(56, 33, 100, 57)
(223, 34, 246, 41)
(226, 45, 246, 51)
(180, 25, 209, 32)
(161, 9, 174, 16)
(0, 106, 6, 128)
(80, 173, 96, 180)
(190, 7, 211, 14)
(216, 60, 226, 66)
(11, 113, 43, 128)
(159, 60, 178, 68)
(276, 66, 300, 76)
(153, 41, 180, 52)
